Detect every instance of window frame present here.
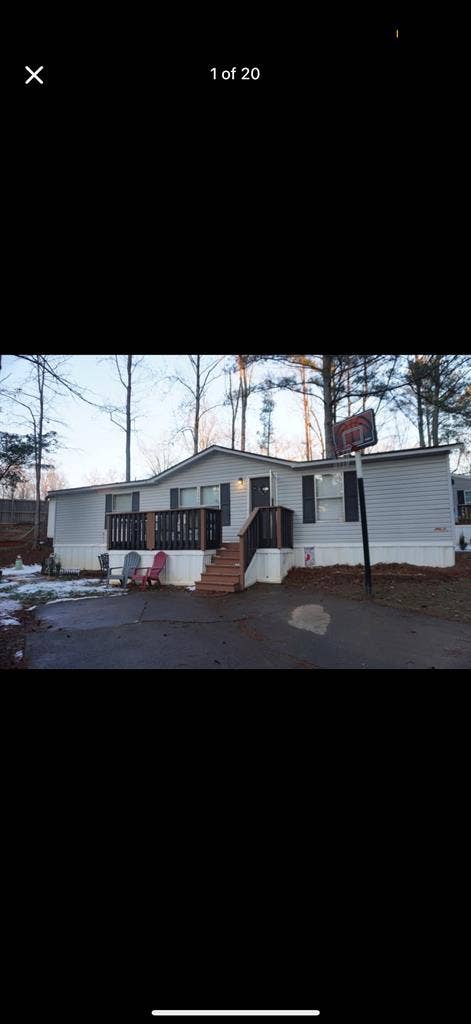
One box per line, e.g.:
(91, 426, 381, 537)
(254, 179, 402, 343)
(112, 492, 134, 513)
(200, 483, 221, 508)
(464, 490, 471, 505)
(178, 486, 199, 508)
(314, 471, 346, 523)
(178, 484, 221, 509)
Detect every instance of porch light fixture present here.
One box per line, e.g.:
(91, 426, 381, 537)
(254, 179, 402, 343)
(238, 476, 244, 484)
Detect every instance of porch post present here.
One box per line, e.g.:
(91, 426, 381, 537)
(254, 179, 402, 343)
(239, 535, 245, 591)
(200, 508, 207, 550)
(146, 511, 156, 551)
(276, 507, 282, 548)
(107, 514, 112, 550)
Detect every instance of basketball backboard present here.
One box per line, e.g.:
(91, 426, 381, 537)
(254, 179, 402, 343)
(332, 409, 377, 457)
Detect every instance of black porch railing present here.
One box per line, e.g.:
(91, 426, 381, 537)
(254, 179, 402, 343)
(238, 505, 294, 584)
(107, 507, 222, 551)
(204, 508, 222, 549)
(107, 511, 147, 551)
(155, 508, 201, 550)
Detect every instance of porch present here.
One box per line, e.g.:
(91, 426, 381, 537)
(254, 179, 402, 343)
(106, 506, 295, 591)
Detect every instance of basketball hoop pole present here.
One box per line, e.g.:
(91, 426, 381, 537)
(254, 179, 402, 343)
(354, 451, 372, 596)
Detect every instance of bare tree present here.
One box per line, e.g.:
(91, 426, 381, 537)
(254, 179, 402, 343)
(3, 355, 60, 542)
(139, 436, 179, 477)
(225, 368, 241, 449)
(171, 355, 224, 454)
(104, 355, 146, 481)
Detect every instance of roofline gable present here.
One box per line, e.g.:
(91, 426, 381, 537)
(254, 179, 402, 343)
(46, 442, 460, 497)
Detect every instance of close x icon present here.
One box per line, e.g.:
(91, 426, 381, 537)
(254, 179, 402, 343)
(24, 64, 46, 85)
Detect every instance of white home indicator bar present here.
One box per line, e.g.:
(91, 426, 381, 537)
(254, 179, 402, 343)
(152, 1014, 320, 1017)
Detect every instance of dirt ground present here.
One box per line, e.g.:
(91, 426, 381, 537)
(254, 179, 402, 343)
(283, 557, 471, 623)
(0, 534, 52, 569)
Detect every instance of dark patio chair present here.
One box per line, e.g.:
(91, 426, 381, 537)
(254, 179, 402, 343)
(107, 551, 141, 588)
(98, 553, 109, 579)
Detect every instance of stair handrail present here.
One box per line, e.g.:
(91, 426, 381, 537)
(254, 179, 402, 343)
(238, 507, 262, 589)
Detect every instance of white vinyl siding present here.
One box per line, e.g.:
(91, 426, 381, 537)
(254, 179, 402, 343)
(281, 455, 453, 546)
(51, 450, 454, 553)
(139, 452, 293, 541)
(54, 490, 107, 545)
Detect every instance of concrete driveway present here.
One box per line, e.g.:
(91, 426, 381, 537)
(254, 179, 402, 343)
(24, 585, 471, 670)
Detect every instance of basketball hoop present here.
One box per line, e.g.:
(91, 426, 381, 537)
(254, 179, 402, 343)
(331, 410, 377, 596)
(332, 409, 377, 458)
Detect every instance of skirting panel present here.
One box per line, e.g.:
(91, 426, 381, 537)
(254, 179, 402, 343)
(292, 544, 455, 568)
(244, 549, 295, 588)
(53, 546, 216, 583)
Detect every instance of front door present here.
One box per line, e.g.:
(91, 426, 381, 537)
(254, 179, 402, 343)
(250, 476, 272, 547)
(250, 476, 271, 510)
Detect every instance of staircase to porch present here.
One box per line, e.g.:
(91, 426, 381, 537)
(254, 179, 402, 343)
(195, 543, 242, 593)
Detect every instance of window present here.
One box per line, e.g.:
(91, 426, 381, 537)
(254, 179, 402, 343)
(465, 491, 471, 505)
(315, 473, 344, 522)
(201, 485, 219, 506)
(112, 493, 133, 512)
(179, 487, 198, 508)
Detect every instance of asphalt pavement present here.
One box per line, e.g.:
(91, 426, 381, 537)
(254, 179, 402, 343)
(24, 584, 471, 670)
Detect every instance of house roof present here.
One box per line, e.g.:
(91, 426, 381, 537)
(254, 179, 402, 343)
(46, 442, 459, 497)
(293, 444, 460, 471)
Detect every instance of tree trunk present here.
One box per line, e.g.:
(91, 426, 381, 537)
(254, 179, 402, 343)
(416, 385, 425, 447)
(431, 355, 441, 446)
(34, 357, 46, 545)
(126, 355, 132, 481)
(193, 355, 201, 453)
(322, 354, 335, 458)
(301, 362, 312, 460)
(228, 373, 240, 449)
(238, 356, 248, 451)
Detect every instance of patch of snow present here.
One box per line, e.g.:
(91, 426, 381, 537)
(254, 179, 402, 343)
(186, 586, 196, 591)
(0, 598, 22, 614)
(15, 651, 23, 660)
(2, 563, 42, 577)
(1, 617, 20, 627)
(0, 579, 109, 596)
(45, 593, 124, 605)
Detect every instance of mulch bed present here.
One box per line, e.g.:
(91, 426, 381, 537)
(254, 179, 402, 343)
(283, 561, 471, 623)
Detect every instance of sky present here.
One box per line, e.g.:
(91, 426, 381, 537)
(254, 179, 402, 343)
(1, 354, 417, 488)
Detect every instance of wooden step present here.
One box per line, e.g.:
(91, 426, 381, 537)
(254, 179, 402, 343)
(196, 580, 240, 593)
(212, 554, 240, 563)
(205, 564, 241, 577)
(201, 571, 240, 584)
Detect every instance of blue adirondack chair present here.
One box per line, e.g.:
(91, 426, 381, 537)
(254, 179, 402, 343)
(106, 551, 141, 587)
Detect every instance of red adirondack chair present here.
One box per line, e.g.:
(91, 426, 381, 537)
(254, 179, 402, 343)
(130, 551, 167, 590)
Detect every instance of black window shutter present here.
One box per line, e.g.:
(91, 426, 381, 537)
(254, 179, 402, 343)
(344, 471, 359, 521)
(170, 488, 179, 509)
(220, 482, 231, 526)
(132, 491, 140, 511)
(457, 489, 464, 505)
(104, 493, 112, 528)
(302, 476, 315, 523)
